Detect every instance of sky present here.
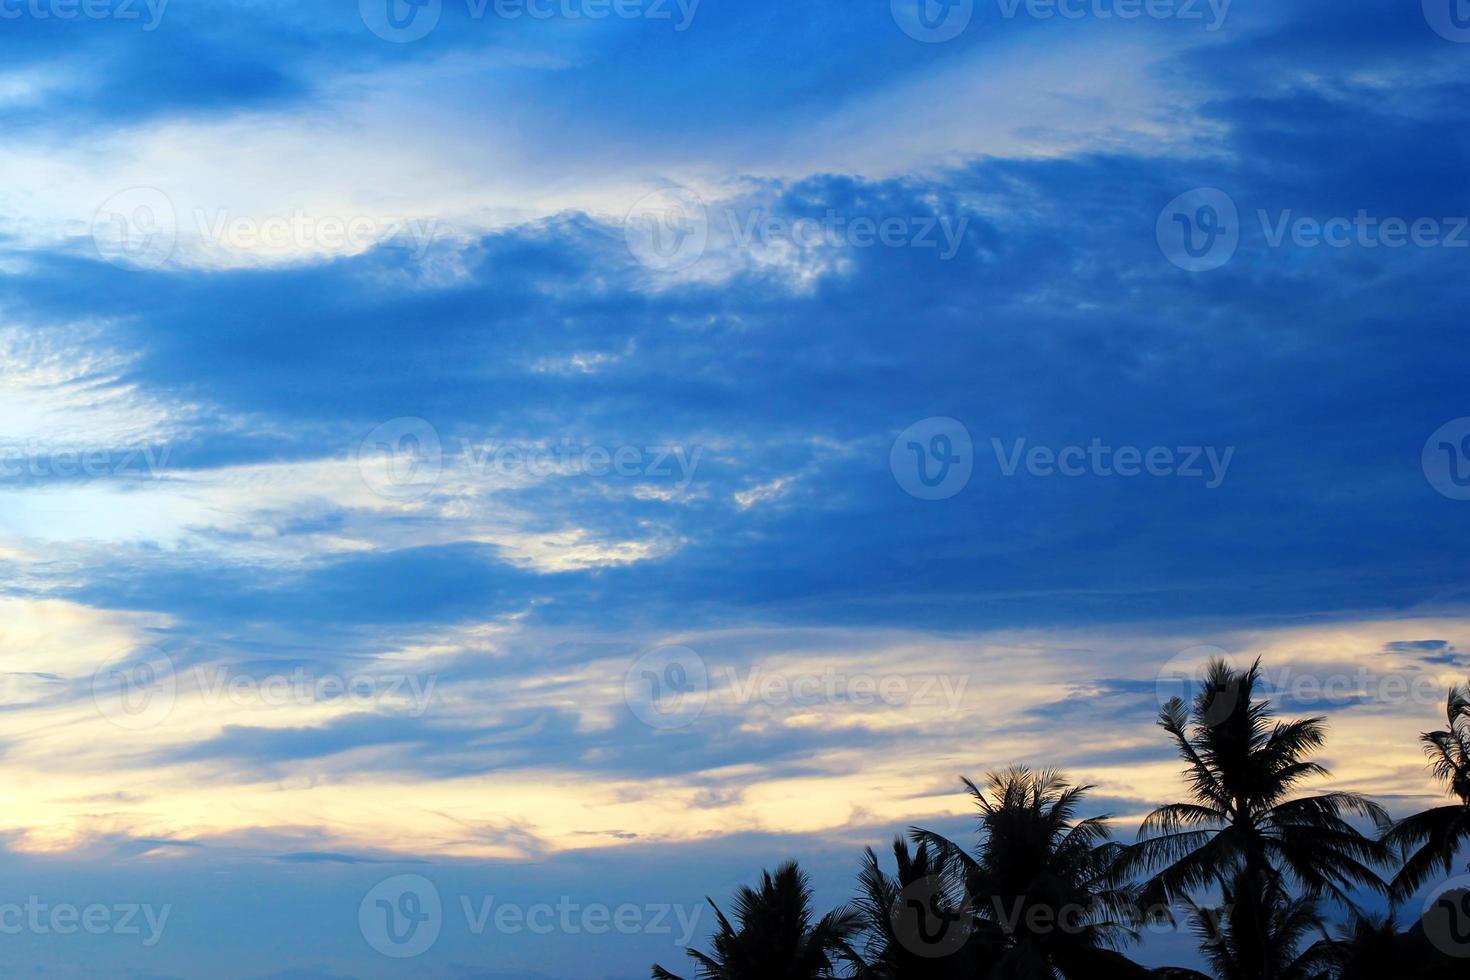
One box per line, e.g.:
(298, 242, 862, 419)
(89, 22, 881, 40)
(1, 0, 1469, 976)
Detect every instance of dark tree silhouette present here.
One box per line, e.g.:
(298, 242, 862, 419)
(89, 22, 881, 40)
(1118, 658, 1388, 980)
(1174, 873, 1331, 980)
(646, 659, 1470, 980)
(1383, 679, 1470, 901)
(842, 838, 980, 978)
(652, 861, 860, 980)
(906, 767, 1154, 979)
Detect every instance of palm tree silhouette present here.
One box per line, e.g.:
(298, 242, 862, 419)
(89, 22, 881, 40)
(1119, 658, 1388, 979)
(905, 767, 1154, 978)
(652, 861, 860, 980)
(1382, 678, 1470, 901)
(1169, 872, 1332, 980)
(842, 838, 980, 978)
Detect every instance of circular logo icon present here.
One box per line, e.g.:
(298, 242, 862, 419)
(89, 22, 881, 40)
(624, 645, 709, 730)
(624, 188, 709, 272)
(1156, 646, 1238, 727)
(360, 0, 441, 42)
(92, 648, 177, 730)
(891, 876, 973, 958)
(1422, 875, 1470, 958)
(1157, 188, 1239, 272)
(891, 417, 973, 501)
(1424, 0, 1470, 42)
(892, 0, 973, 43)
(357, 417, 444, 502)
(92, 187, 177, 271)
(1423, 418, 1470, 500)
(360, 874, 442, 958)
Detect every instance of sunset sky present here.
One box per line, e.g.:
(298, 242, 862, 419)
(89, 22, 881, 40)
(1, 1, 1469, 976)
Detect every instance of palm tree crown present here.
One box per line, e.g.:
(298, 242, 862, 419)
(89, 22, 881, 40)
(1383, 679, 1470, 900)
(1120, 658, 1387, 978)
(907, 767, 1150, 978)
(652, 861, 859, 980)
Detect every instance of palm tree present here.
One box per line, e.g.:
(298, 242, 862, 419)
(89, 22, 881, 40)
(1120, 658, 1388, 979)
(1299, 913, 1403, 980)
(652, 861, 860, 980)
(1177, 873, 1331, 980)
(907, 767, 1153, 978)
(842, 838, 981, 978)
(1382, 679, 1470, 901)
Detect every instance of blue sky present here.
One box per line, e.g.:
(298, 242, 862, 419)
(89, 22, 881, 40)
(2, 0, 1470, 976)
